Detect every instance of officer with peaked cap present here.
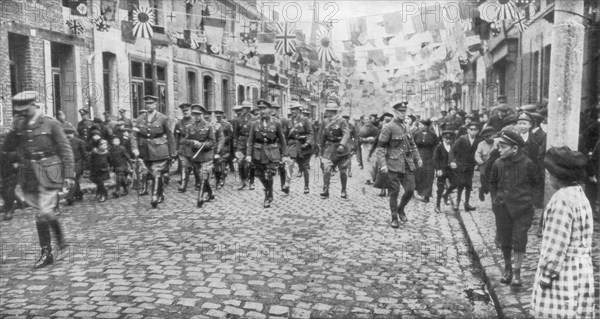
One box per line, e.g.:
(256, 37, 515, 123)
(375, 100, 422, 228)
(318, 101, 352, 199)
(180, 104, 216, 207)
(3, 91, 75, 268)
(231, 100, 255, 190)
(212, 109, 233, 189)
(286, 102, 314, 194)
(77, 108, 93, 141)
(131, 95, 176, 208)
(246, 99, 288, 208)
(269, 101, 292, 193)
(341, 113, 357, 178)
(174, 103, 195, 193)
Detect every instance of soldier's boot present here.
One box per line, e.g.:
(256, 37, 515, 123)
(390, 211, 400, 229)
(320, 172, 331, 198)
(139, 174, 149, 196)
(219, 170, 227, 188)
(193, 168, 201, 191)
(214, 171, 222, 190)
(397, 191, 413, 222)
(434, 194, 442, 214)
(48, 218, 67, 250)
(303, 169, 310, 194)
(158, 176, 165, 203)
(34, 220, 54, 268)
(454, 189, 462, 213)
(178, 167, 189, 193)
(150, 175, 161, 208)
(204, 178, 215, 201)
(248, 167, 256, 190)
(267, 177, 274, 202)
(197, 175, 206, 208)
(340, 171, 348, 199)
(464, 190, 476, 211)
(511, 268, 522, 287)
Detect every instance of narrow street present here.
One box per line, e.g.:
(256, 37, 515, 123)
(0, 158, 496, 318)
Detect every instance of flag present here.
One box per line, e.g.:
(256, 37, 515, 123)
(94, 14, 110, 32)
(100, 0, 117, 21)
(65, 0, 88, 16)
(119, 0, 139, 11)
(368, 49, 388, 66)
(256, 33, 276, 55)
(342, 52, 356, 67)
(396, 47, 407, 62)
(121, 20, 136, 44)
(275, 22, 297, 55)
(239, 21, 258, 44)
(378, 11, 404, 35)
(315, 29, 336, 63)
(66, 19, 84, 35)
(411, 15, 425, 33)
(132, 7, 154, 38)
(347, 17, 368, 46)
(496, 0, 519, 21)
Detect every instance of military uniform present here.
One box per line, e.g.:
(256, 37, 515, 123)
(181, 105, 216, 207)
(131, 95, 176, 208)
(231, 101, 255, 189)
(343, 115, 357, 177)
(318, 104, 352, 199)
(246, 100, 288, 208)
(271, 103, 292, 194)
(375, 101, 422, 228)
(77, 108, 93, 141)
(287, 104, 314, 194)
(213, 110, 232, 189)
(3, 91, 75, 268)
(174, 103, 195, 192)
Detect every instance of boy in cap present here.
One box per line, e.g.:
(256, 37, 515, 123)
(444, 121, 481, 212)
(490, 130, 539, 286)
(475, 126, 496, 201)
(433, 130, 456, 213)
(375, 101, 422, 228)
(4, 91, 75, 268)
(109, 135, 133, 198)
(64, 123, 87, 205)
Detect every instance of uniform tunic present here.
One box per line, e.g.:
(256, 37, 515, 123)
(181, 119, 216, 173)
(532, 185, 595, 319)
(319, 116, 351, 168)
(232, 113, 255, 157)
(131, 111, 175, 174)
(413, 126, 438, 197)
(287, 115, 314, 168)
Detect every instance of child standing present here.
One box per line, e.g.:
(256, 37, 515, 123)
(109, 136, 132, 197)
(89, 139, 110, 202)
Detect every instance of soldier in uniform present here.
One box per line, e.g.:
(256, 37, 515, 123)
(231, 101, 254, 190)
(77, 108, 93, 141)
(174, 103, 195, 192)
(246, 99, 289, 208)
(3, 91, 75, 268)
(213, 110, 232, 189)
(131, 95, 176, 208)
(375, 101, 423, 228)
(64, 122, 87, 205)
(181, 104, 216, 207)
(270, 102, 292, 194)
(342, 114, 356, 177)
(318, 102, 352, 199)
(286, 102, 314, 194)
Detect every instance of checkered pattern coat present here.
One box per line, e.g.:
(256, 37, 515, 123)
(531, 185, 595, 319)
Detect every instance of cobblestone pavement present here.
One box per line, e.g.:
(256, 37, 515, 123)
(0, 158, 496, 318)
(459, 173, 600, 319)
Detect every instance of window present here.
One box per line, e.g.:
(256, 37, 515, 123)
(238, 85, 245, 104)
(222, 78, 229, 113)
(252, 88, 259, 103)
(130, 60, 168, 116)
(102, 52, 116, 113)
(187, 71, 197, 103)
(8, 33, 28, 97)
(532, 51, 539, 103)
(203, 75, 214, 110)
(542, 45, 551, 100)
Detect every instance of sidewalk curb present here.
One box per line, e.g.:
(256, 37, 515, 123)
(455, 210, 505, 319)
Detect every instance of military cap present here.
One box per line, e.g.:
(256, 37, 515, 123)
(241, 100, 253, 109)
(270, 102, 281, 109)
(12, 91, 38, 111)
(79, 108, 90, 115)
(289, 102, 302, 111)
(464, 114, 475, 121)
(256, 99, 272, 108)
(480, 126, 495, 137)
(431, 116, 439, 122)
(380, 112, 394, 121)
(301, 109, 311, 115)
(138, 109, 148, 114)
(498, 130, 524, 147)
(466, 121, 481, 130)
(324, 101, 340, 112)
(63, 122, 76, 133)
(233, 104, 244, 111)
(441, 130, 455, 138)
(407, 114, 416, 123)
(391, 100, 408, 111)
(503, 114, 517, 126)
(496, 103, 510, 111)
(530, 112, 545, 122)
(178, 103, 191, 109)
(212, 110, 224, 115)
(143, 95, 158, 102)
(516, 111, 533, 122)
(191, 104, 206, 114)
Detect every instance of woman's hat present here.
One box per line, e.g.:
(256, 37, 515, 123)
(544, 146, 587, 182)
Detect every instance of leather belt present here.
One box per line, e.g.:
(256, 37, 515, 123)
(141, 133, 164, 139)
(24, 151, 57, 160)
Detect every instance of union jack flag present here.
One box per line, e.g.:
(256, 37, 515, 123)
(66, 19, 84, 35)
(275, 22, 297, 55)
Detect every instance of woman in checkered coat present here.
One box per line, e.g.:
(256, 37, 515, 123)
(532, 146, 595, 319)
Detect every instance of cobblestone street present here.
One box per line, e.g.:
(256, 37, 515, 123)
(0, 159, 496, 318)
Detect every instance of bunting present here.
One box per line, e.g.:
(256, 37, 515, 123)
(342, 52, 356, 67)
(347, 17, 368, 46)
(411, 15, 425, 33)
(132, 7, 154, 38)
(378, 11, 404, 35)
